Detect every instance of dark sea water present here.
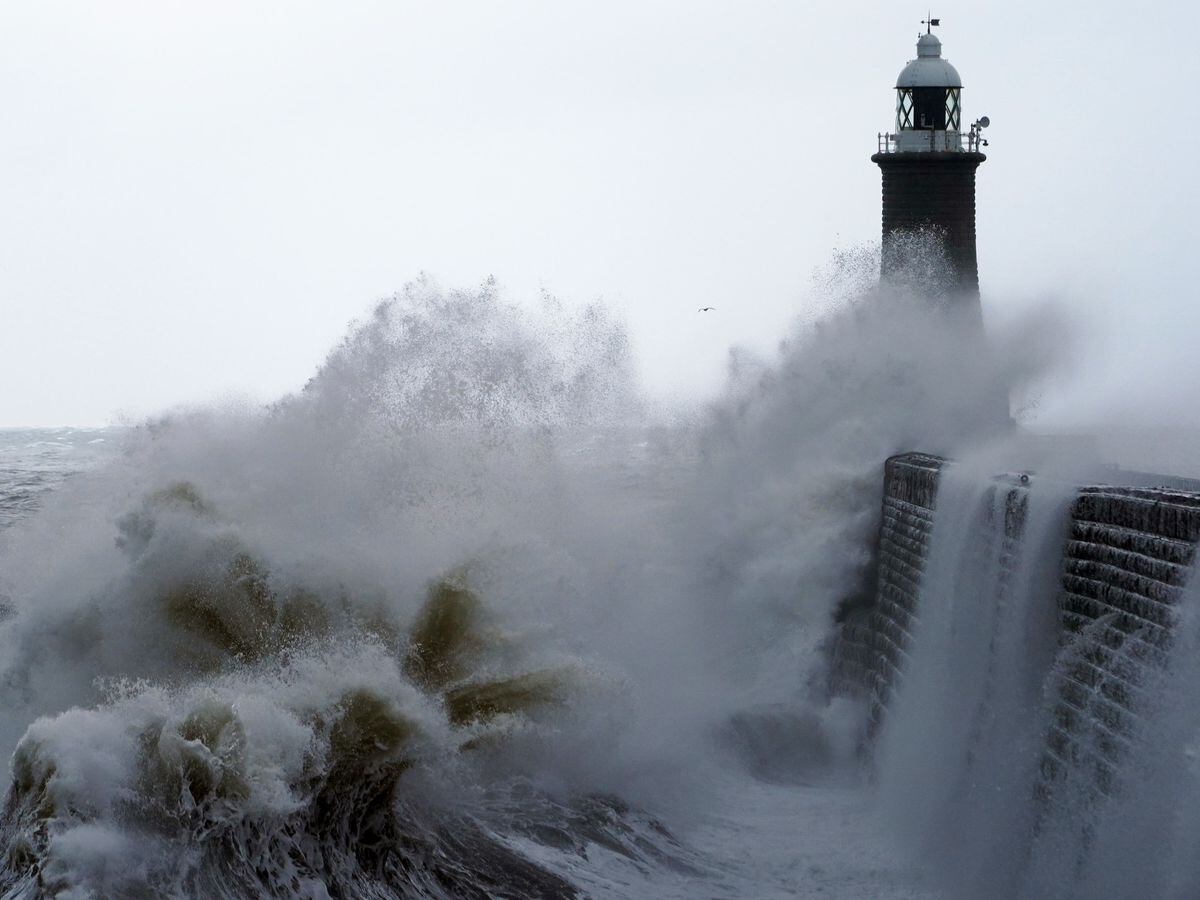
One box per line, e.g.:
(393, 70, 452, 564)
(0, 428, 118, 529)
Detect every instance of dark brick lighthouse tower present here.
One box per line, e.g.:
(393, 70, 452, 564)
(872, 22, 989, 300)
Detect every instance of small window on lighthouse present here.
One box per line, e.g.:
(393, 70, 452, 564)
(946, 89, 961, 130)
(897, 89, 915, 129)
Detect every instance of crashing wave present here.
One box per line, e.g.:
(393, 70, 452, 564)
(0, 481, 632, 897)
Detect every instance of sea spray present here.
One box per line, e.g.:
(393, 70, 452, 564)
(0, 281, 660, 896)
(0, 268, 1067, 896)
(678, 280, 1062, 704)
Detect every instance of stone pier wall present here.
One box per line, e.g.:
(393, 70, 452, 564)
(1041, 485, 1200, 794)
(828, 453, 943, 730)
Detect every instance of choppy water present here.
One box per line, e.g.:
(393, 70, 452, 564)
(1, 267, 1180, 898)
(0, 429, 117, 530)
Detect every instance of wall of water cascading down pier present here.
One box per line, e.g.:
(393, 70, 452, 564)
(829, 453, 1200, 896)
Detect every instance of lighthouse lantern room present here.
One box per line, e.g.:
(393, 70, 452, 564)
(895, 32, 963, 150)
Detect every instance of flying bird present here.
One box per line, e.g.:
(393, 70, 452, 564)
(698, 306, 716, 312)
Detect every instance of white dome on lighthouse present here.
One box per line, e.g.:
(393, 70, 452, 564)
(896, 34, 962, 88)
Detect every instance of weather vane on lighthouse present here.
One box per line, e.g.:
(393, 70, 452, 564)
(873, 20, 991, 305)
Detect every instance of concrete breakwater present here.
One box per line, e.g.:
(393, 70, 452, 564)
(829, 452, 1200, 773)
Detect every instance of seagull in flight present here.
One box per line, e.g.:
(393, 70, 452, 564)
(698, 306, 716, 312)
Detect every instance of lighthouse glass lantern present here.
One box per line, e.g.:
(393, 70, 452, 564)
(896, 85, 960, 131)
(891, 32, 964, 151)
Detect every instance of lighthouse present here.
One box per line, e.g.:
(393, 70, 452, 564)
(873, 21, 988, 300)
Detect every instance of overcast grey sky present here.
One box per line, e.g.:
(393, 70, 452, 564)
(2, 1, 1198, 427)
